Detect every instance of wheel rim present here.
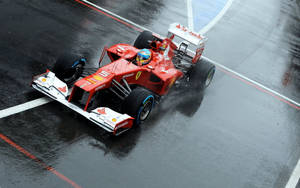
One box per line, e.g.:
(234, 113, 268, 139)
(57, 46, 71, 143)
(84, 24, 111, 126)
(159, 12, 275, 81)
(139, 100, 152, 121)
(205, 68, 215, 87)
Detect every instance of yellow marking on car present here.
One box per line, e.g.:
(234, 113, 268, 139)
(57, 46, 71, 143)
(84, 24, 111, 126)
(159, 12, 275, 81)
(93, 75, 104, 81)
(136, 71, 142, 80)
(169, 77, 176, 88)
(87, 78, 97, 84)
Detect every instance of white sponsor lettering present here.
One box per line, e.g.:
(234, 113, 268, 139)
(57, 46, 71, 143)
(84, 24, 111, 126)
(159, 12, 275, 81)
(99, 71, 110, 77)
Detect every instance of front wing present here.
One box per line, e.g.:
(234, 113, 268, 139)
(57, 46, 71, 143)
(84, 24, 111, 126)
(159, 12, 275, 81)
(32, 71, 134, 135)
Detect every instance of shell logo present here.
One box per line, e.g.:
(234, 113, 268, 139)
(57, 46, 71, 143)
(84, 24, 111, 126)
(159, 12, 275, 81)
(93, 75, 103, 81)
(136, 71, 142, 80)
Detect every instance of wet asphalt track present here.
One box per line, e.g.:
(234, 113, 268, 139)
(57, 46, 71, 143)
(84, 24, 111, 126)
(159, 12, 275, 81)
(0, 0, 300, 187)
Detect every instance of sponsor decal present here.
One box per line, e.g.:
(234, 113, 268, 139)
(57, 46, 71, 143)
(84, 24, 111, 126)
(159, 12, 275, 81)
(93, 75, 103, 81)
(112, 118, 117, 122)
(99, 71, 110, 77)
(116, 46, 125, 54)
(136, 71, 142, 80)
(41, 78, 47, 82)
(161, 69, 169, 73)
(80, 83, 86, 88)
(87, 78, 97, 84)
(80, 82, 90, 88)
(117, 45, 125, 51)
(176, 24, 202, 39)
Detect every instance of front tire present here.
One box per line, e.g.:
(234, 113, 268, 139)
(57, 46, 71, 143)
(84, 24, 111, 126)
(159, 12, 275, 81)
(122, 87, 155, 126)
(134, 31, 154, 49)
(52, 54, 86, 85)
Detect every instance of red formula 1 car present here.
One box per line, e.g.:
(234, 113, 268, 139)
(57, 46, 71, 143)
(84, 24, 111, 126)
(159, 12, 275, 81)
(32, 23, 215, 135)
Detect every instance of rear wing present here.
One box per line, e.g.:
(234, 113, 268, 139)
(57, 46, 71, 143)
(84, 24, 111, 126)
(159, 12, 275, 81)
(167, 23, 206, 47)
(167, 23, 207, 63)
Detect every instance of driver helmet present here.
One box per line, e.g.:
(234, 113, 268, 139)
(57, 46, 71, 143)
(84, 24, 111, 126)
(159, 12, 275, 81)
(136, 49, 152, 66)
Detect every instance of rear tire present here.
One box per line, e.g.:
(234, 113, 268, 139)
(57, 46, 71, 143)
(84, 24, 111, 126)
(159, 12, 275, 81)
(122, 87, 155, 126)
(134, 31, 154, 49)
(52, 54, 86, 85)
(188, 60, 215, 90)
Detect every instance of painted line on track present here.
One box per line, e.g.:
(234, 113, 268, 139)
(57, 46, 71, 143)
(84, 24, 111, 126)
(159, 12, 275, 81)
(187, 0, 234, 33)
(0, 2, 298, 185)
(0, 133, 81, 188)
(74, 0, 144, 32)
(286, 158, 300, 188)
(193, 0, 234, 34)
(207, 57, 300, 110)
(187, 0, 194, 31)
(189, 0, 300, 185)
(199, 0, 234, 34)
(0, 97, 52, 119)
(0, 1, 296, 187)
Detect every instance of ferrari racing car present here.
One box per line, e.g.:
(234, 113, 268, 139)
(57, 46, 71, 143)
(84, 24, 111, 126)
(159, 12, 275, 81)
(32, 23, 216, 135)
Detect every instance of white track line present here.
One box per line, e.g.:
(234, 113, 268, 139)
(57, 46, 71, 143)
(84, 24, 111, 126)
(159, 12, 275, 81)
(187, 0, 300, 186)
(80, 0, 148, 31)
(0, 97, 51, 119)
(0, 0, 299, 122)
(202, 56, 300, 108)
(286, 158, 300, 188)
(199, 0, 234, 34)
(187, 0, 194, 31)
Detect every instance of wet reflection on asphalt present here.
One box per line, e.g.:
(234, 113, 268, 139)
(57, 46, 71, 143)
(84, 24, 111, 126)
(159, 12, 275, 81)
(0, 0, 299, 187)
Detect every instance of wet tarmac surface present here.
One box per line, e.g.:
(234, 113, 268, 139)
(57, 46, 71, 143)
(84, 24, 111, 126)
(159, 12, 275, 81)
(0, 0, 299, 187)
